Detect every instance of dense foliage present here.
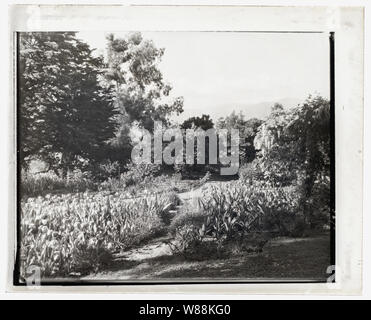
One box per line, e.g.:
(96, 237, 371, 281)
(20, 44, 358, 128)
(254, 96, 331, 227)
(20, 192, 177, 277)
(217, 111, 263, 163)
(104, 33, 183, 168)
(19, 32, 117, 176)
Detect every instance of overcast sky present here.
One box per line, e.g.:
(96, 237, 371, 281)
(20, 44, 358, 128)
(78, 31, 330, 122)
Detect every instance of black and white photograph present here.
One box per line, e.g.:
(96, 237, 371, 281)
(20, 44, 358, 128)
(15, 29, 335, 284)
(1, 3, 365, 299)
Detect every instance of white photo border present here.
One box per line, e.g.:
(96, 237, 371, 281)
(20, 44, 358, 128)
(8, 4, 364, 295)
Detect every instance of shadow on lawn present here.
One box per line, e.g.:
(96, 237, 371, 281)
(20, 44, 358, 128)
(85, 233, 330, 281)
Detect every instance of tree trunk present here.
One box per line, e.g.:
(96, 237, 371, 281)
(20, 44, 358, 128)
(301, 165, 316, 228)
(60, 153, 71, 180)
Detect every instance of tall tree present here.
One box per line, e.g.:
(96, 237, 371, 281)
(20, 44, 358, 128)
(19, 32, 117, 176)
(104, 32, 184, 166)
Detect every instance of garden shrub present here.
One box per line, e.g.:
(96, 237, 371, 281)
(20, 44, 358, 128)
(21, 171, 65, 197)
(255, 185, 302, 235)
(96, 160, 121, 180)
(169, 224, 270, 260)
(238, 160, 264, 185)
(21, 170, 97, 198)
(121, 162, 161, 186)
(65, 171, 97, 193)
(99, 171, 186, 199)
(169, 206, 207, 235)
(168, 224, 204, 257)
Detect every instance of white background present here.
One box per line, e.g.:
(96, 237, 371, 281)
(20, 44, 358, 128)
(0, 0, 369, 300)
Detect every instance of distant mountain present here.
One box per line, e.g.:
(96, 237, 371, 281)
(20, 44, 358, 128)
(172, 97, 303, 123)
(220, 97, 302, 121)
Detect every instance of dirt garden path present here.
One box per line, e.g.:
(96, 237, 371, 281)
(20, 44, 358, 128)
(113, 181, 227, 262)
(82, 180, 229, 279)
(178, 180, 226, 201)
